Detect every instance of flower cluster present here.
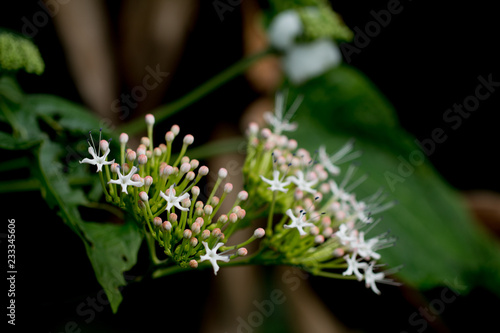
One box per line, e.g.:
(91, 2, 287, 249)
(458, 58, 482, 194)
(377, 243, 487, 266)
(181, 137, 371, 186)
(242, 93, 401, 294)
(80, 114, 264, 275)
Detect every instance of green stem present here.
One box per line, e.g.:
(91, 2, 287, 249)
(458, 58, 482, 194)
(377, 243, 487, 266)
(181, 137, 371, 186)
(120, 48, 273, 136)
(266, 192, 277, 237)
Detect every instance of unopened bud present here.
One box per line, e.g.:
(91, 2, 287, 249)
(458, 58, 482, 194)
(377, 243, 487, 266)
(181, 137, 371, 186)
(131, 173, 142, 183)
(169, 213, 178, 223)
(261, 128, 271, 139)
(287, 139, 298, 151)
(237, 209, 246, 220)
(189, 260, 198, 268)
(145, 113, 155, 126)
(309, 226, 319, 236)
(181, 198, 191, 209)
(186, 171, 195, 181)
(141, 137, 150, 147)
(154, 147, 162, 157)
(137, 145, 146, 156)
(144, 176, 153, 187)
(229, 213, 238, 223)
(237, 191, 248, 201)
(210, 196, 219, 207)
(181, 156, 190, 164)
(191, 186, 200, 197)
(314, 235, 325, 244)
(165, 131, 175, 142)
(248, 122, 259, 135)
(171, 124, 180, 136)
(212, 228, 222, 238)
(217, 214, 228, 224)
(183, 134, 194, 145)
(153, 217, 162, 227)
(195, 217, 204, 227)
(333, 248, 345, 257)
(119, 133, 129, 144)
(127, 150, 137, 162)
(99, 140, 109, 153)
(218, 168, 228, 179)
(224, 183, 233, 193)
(159, 143, 167, 153)
(111, 163, 119, 173)
(162, 221, 172, 231)
(323, 227, 333, 238)
(190, 159, 199, 169)
(201, 229, 210, 240)
(180, 162, 191, 174)
(139, 191, 149, 202)
(190, 237, 198, 247)
(237, 248, 248, 256)
(198, 166, 209, 176)
(204, 205, 213, 216)
(146, 150, 152, 159)
(294, 189, 304, 201)
(183, 229, 192, 239)
(122, 163, 130, 174)
(253, 228, 265, 238)
(191, 222, 201, 235)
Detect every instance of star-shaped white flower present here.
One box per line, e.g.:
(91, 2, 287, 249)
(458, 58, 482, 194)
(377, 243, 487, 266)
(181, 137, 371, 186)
(287, 170, 318, 194)
(343, 252, 368, 281)
(352, 232, 381, 260)
(160, 185, 190, 212)
(334, 223, 357, 245)
(107, 165, 143, 194)
(199, 241, 230, 275)
(260, 170, 291, 193)
(79, 146, 114, 172)
(263, 92, 301, 135)
(283, 209, 315, 236)
(349, 197, 373, 223)
(318, 141, 360, 176)
(363, 262, 386, 295)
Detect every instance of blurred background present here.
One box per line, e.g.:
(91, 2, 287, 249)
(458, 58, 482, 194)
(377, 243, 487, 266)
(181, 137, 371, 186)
(1, 0, 500, 332)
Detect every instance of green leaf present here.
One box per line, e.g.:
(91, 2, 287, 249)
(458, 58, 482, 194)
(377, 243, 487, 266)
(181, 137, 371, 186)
(34, 139, 143, 312)
(287, 65, 500, 294)
(0, 130, 42, 149)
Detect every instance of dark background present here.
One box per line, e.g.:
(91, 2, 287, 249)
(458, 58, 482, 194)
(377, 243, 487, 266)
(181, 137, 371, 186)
(2, 0, 499, 332)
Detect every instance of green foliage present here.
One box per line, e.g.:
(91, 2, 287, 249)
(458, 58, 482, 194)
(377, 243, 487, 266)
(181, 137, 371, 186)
(285, 65, 500, 294)
(0, 30, 44, 75)
(0, 77, 143, 313)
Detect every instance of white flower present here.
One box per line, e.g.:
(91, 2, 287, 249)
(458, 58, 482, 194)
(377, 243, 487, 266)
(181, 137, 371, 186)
(283, 38, 342, 84)
(79, 146, 114, 173)
(107, 165, 143, 194)
(343, 253, 368, 281)
(349, 196, 373, 223)
(260, 170, 291, 193)
(284, 209, 315, 236)
(318, 141, 359, 176)
(334, 223, 357, 245)
(353, 232, 381, 260)
(199, 241, 230, 275)
(287, 170, 318, 194)
(160, 185, 190, 212)
(363, 262, 386, 295)
(268, 10, 303, 51)
(263, 92, 301, 135)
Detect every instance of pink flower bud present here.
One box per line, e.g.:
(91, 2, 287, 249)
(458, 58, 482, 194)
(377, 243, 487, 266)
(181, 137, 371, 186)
(236, 209, 246, 220)
(323, 227, 333, 238)
(171, 124, 180, 136)
(119, 133, 129, 144)
(314, 235, 325, 244)
(122, 163, 130, 174)
(185, 171, 195, 181)
(198, 166, 209, 176)
(191, 222, 201, 235)
(201, 229, 210, 240)
(183, 229, 192, 239)
(210, 196, 220, 206)
(248, 122, 259, 135)
(136, 144, 146, 156)
(190, 159, 199, 169)
(181, 198, 191, 209)
(131, 174, 142, 183)
(212, 228, 222, 238)
(333, 248, 345, 257)
(204, 205, 213, 216)
(217, 214, 228, 224)
(169, 213, 178, 223)
(229, 213, 238, 223)
(144, 176, 153, 186)
(237, 191, 248, 201)
(99, 140, 109, 153)
(162, 221, 172, 231)
(294, 189, 304, 201)
(165, 131, 175, 142)
(163, 165, 174, 176)
(111, 163, 119, 173)
(309, 226, 319, 236)
(153, 217, 162, 227)
(127, 150, 137, 162)
(195, 217, 204, 227)
(140, 136, 150, 147)
(181, 156, 190, 164)
(237, 248, 248, 256)
(180, 163, 191, 174)
(218, 168, 228, 179)
(145, 113, 155, 126)
(261, 128, 271, 139)
(190, 237, 198, 247)
(154, 147, 162, 157)
(287, 139, 298, 151)
(224, 183, 233, 193)
(183, 134, 194, 145)
(189, 260, 198, 268)
(253, 228, 265, 238)
(159, 143, 167, 153)
(139, 191, 149, 202)
(146, 150, 152, 159)
(191, 186, 200, 197)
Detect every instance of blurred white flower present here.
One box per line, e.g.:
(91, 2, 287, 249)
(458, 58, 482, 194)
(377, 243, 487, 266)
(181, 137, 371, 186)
(268, 10, 303, 51)
(283, 38, 341, 84)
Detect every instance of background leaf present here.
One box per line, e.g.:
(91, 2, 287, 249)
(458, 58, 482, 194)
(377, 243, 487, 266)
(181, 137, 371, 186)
(286, 65, 500, 294)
